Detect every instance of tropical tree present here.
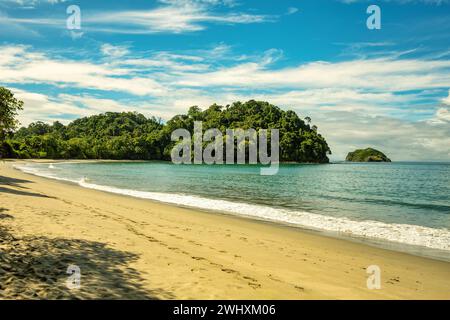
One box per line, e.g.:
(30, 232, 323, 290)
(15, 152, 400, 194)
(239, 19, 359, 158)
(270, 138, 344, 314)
(0, 87, 24, 158)
(304, 116, 311, 124)
(7, 99, 331, 163)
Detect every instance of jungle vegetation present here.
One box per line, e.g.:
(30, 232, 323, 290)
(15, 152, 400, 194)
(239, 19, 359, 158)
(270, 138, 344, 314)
(1, 87, 331, 163)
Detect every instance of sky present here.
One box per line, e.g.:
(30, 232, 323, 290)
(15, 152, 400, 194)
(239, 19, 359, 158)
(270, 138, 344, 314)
(0, 0, 449, 161)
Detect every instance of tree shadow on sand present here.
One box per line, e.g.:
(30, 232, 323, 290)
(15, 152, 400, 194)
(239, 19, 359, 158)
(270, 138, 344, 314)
(0, 207, 13, 220)
(0, 175, 55, 198)
(0, 223, 173, 299)
(0, 175, 33, 187)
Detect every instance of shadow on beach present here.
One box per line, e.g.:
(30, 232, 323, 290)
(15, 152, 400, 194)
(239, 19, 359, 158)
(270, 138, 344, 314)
(0, 207, 14, 220)
(0, 210, 170, 299)
(0, 175, 31, 186)
(0, 175, 55, 198)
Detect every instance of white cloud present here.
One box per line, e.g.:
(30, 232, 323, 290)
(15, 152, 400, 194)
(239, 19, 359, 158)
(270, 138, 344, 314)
(0, 45, 167, 96)
(11, 88, 93, 125)
(246, 89, 410, 114)
(12, 88, 159, 126)
(316, 111, 450, 161)
(114, 49, 213, 72)
(2, 0, 272, 34)
(430, 91, 450, 123)
(442, 90, 450, 105)
(87, 1, 272, 34)
(286, 7, 299, 15)
(176, 58, 450, 92)
(434, 107, 450, 122)
(100, 43, 130, 59)
(0, 0, 66, 8)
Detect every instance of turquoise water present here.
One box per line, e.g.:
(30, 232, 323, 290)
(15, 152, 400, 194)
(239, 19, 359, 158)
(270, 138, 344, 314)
(17, 161, 450, 258)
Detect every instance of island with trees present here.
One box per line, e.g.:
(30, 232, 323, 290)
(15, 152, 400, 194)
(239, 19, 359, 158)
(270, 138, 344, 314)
(0, 87, 331, 163)
(345, 148, 391, 162)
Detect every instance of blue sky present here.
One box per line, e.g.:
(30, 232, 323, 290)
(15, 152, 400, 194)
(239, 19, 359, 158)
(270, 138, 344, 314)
(0, 0, 449, 160)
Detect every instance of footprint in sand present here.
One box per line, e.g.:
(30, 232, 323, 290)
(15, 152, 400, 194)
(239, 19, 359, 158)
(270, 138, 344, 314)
(191, 256, 206, 261)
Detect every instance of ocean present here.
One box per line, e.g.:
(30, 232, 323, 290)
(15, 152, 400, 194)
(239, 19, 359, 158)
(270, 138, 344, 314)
(16, 161, 450, 261)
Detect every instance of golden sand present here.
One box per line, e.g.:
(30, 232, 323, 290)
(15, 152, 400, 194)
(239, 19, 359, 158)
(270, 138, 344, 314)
(0, 160, 449, 299)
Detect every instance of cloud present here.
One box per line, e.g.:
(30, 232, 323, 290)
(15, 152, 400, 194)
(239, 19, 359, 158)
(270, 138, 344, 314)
(0, 45, 167, 96)
(248, 89, 410, 113)
(101, 43, 130, 59)
(3, 44, 449, 105)
(2, 0, 272, 34)
(315, 111, 450, 161)
(286, 7, 299, 15)
(11, 88, 94, 125)
(430, 90, 450, 123)
(176, 57, 450, 93)
(0, 0, 67, 8)
(11, 88, 158, 126)
(86, 1, 272, 34)
(434, 106, 450, 122)
(442, 90, 450, 105)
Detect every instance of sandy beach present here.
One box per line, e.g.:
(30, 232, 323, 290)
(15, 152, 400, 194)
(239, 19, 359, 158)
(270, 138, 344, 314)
(0, 160, 449, 300)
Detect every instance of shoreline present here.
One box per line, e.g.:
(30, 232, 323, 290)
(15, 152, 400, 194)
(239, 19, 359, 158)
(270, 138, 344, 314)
(11, 159, 450, 262)
(1, 160, 450, 299)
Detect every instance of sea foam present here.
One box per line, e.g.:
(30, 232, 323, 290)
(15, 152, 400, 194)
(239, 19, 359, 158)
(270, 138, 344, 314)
(14, 164, 450, 252)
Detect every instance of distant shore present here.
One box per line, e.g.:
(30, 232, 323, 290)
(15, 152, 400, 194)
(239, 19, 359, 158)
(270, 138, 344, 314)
(1, 160, 449, 299)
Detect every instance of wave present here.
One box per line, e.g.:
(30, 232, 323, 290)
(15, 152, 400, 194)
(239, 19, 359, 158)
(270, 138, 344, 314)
(14, 164, 79, 183)
(14, 164, 450, 252)
(320, 193, 450, 214)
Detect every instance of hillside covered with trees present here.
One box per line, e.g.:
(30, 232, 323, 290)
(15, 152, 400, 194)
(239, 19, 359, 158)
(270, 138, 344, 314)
(1, 89, 331, 163)
(346, 148, 391, 162)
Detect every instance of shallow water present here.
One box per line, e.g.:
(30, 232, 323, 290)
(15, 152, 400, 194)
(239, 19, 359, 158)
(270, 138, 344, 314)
(16, 161, 450, 260)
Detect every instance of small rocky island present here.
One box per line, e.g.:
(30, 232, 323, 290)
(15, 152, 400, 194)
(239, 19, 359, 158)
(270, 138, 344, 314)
(346, 148, 391, 162)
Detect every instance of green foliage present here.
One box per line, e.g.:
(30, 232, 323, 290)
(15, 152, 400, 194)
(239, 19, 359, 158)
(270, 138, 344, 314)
(0, 87, 24, 157)
(346, 148, 391, 162)
(162, 100, 331, 163)
(7, 100, 331, 163)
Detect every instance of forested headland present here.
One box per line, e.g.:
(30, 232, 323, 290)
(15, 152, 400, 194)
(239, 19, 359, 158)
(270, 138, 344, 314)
(1, 88, 331, 163)
(346, 148, 391, 162)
